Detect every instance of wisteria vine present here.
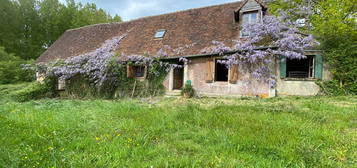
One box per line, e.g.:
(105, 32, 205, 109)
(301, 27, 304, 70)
(37, 33, 192, 90)
(201, 10, 319, 86)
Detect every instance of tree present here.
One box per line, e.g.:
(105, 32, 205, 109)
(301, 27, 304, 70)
(0, 0, 23, 57)
(0, 0, 122, 61)
(71, 3, 121, 28)
(310, 0, 357, 94)
(0, 46, 34, 84)
(39, 0, 67, 48)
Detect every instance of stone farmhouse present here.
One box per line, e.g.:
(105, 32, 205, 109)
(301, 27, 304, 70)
(36, 0, 332, 97)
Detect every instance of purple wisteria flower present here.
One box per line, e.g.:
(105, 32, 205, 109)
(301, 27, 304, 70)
(48, 34, 128, 87)
(200, 9, 319, 87)
(39, 33, 193, 89)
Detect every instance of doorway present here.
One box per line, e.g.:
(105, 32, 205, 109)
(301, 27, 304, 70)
(173, 67, 184, 90)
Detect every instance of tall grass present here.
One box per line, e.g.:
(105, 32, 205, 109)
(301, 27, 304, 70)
(0, 85, 356, 167)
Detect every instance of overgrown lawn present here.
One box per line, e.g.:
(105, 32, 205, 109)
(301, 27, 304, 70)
(0, 84, 356, 167)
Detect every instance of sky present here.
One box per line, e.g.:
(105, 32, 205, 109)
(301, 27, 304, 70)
(59, 0, 239, 21)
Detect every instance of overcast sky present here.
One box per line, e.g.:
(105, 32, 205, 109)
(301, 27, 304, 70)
(59, 0, 239, 21)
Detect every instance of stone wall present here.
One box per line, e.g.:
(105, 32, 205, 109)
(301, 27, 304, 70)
(163, 57, 271, 97)
(276, 62, 332, 96)
(163, 55, 332, 97)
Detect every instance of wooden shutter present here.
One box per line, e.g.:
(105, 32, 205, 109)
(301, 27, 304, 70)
(314, 55, 323, 79)
(229, 64, 238, 84)
(279, 56, 286, 78)
(127, 65, 135, 78)
(205, 58, 214, 83)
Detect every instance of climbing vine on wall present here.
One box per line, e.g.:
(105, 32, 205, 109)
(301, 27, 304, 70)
(32, 33, 191, 98)
(201, 7, 318, 87)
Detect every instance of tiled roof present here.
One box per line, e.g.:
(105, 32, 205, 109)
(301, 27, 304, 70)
(36, 1, 246, 63)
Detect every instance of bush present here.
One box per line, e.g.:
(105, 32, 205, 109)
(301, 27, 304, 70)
(0, 83, 30, 101)
(0, 46, 35, 84)
(181, 81, 195, 98)
(11, 80, 56, 102)
(317, 80, 354, 96)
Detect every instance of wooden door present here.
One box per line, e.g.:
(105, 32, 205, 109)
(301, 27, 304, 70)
(173, 68, 184, 89)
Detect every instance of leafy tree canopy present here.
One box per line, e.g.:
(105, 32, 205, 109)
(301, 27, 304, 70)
(0, 0, 122, 61)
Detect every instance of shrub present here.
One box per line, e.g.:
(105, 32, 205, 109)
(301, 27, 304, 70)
(11, 80, 56, 102)
(317, 80, 354, 96)
(0, 46, 35, 84)
(0, 83, 30, 101)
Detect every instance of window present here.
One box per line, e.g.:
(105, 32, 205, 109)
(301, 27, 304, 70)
(242, 12, 257, 24)
(286, 56, 314, 78)
(154, 29, 166, 38)
(241, 11, 258, 38)
(133, 66, 145, 78)
(215, 59, 228, 82)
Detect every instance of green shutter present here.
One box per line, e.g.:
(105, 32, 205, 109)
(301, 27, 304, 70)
(279, 56, 286, 78)
(314, 55, 323, 79)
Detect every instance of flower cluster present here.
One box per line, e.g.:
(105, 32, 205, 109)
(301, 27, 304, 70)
(38, 33, 191, 89)
(48, 34, 127, 87)
(200, 41, 232, 55)
(121, 53, 182, 72)
(201, 12, 319, 87)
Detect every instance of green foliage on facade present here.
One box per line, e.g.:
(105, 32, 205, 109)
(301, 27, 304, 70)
(62, 59, 169, 99)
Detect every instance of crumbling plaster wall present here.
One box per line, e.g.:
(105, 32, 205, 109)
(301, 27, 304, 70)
(185, 57, 270, 97)
(163, 55, 333, 97)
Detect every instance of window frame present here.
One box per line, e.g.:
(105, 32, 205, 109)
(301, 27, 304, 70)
(133, 65, 146, 78)
(285, 55, 316, 80)
(154, 29, 166, 39)
(240, 11, 259, 38)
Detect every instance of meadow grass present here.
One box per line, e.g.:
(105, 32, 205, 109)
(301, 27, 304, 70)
(0, 84, 356, 167)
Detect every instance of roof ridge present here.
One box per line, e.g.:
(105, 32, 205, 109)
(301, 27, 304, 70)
(66, 1, 243, 32)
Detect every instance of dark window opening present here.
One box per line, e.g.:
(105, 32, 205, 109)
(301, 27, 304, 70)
(234, 11, 240, 22)
(215, 60, 228, 82)
(133, 66, 145, 77)
(286, 56, 314, 78)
